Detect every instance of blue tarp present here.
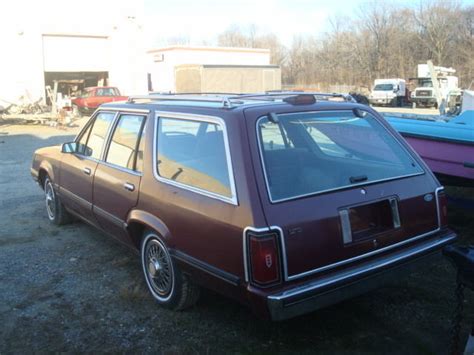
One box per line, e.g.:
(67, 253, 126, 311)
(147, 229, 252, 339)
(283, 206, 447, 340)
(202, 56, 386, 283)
(384, 110, 474, 143)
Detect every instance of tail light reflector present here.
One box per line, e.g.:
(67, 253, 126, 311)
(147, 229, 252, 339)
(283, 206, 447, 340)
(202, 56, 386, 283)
(248, 233, 281, 286)
(437, 189, 448, 227)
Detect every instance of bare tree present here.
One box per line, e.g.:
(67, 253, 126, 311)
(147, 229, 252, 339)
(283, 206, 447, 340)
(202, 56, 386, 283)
(216, 2, 473, 89)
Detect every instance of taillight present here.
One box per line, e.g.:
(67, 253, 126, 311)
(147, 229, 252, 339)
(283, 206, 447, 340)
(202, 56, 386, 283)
(437, 188, 448, 227)
(247, 232, 281, 286)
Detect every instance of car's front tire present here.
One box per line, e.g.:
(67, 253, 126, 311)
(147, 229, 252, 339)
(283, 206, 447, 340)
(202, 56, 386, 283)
(44, 176, 72, 225)
(141, 231, 200, 310)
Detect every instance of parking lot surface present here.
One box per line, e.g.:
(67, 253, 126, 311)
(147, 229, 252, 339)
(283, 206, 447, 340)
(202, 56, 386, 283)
(0, 118, 473, 353)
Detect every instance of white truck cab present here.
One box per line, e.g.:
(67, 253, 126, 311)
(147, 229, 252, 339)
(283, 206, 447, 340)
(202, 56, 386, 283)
(369, 78, 406, 107)
(410, 63, 459, 109)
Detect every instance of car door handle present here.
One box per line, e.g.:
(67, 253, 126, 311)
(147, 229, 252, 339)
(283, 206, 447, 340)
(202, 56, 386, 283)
(123, 182, 135, 191)
(83, 167, 91, 175)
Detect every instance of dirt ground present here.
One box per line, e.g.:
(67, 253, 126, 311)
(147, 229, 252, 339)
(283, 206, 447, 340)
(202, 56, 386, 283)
(0, 114, 473, 354)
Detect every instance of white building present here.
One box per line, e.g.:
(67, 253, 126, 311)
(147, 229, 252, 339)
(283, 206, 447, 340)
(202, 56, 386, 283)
(147, 46, 279, 93)
(0, 0, 148, 106)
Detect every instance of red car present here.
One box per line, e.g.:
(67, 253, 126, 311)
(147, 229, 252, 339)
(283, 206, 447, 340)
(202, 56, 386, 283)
(72, 87, 127, 114)
(31, 93, 456, 320)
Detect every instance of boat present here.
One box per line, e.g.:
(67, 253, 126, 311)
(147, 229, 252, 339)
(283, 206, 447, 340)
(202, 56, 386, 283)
(383, 90, 474, 187)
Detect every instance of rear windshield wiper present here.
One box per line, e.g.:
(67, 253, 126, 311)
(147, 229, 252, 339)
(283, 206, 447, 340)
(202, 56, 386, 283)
(349, 175, 368, 184)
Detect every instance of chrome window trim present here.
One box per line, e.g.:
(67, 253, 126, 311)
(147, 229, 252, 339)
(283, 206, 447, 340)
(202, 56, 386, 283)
(71, 110, 118, 161)
(94, 107, 150, 114)
(98, 161, 143, 177)
(73, 110, 118, 142)
(242, 226, 288, 283)
(102, 112, 148, 172)
(72, 110, 146, 176)
(152, 111, 238, 206)
(100, 111, 120, 161)
(255, 110, 425, 204)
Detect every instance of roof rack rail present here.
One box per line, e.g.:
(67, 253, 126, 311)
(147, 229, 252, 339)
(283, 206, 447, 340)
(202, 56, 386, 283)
(228, 91, 355, 102)
(127, 94, 234, 108)
(126, 91, 355, 109)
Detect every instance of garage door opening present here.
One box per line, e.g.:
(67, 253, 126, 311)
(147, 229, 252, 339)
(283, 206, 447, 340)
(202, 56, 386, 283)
(44, 71, 109, 102)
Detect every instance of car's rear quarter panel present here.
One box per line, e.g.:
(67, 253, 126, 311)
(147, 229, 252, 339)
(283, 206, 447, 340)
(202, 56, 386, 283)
(132, 107, 267, 303)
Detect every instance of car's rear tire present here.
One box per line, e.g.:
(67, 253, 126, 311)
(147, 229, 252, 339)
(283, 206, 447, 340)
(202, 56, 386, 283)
(141, 231, 200, 310)
(44, 176, 72, 225)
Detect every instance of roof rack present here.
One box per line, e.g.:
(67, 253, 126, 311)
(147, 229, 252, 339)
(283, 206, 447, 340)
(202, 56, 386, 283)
(127, 94, 234, 108)
(228, 91, 355, 102)
(126, 92, 355, 109)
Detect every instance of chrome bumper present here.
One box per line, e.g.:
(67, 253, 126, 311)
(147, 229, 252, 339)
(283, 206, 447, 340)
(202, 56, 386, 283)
(267, 231, 456, 321)
(369, 98, 393, 104)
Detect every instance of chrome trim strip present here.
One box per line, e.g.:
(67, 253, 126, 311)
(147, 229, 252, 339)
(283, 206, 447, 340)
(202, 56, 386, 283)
(171, 250, 240, 286)
(152, 111, 238, 206)
(242, 226, 288, 283)
(255, 111, 425, 204)
(286, 186, 444, 281)
(93, 206, 125, 228)
(59, 187, 92, 209)
(435, 186, 444, 227)
(268, 233, 455, 301)
(100, 107, 150, 114)
(98, 161, 143, 176)
(100, 111, 120, 161)
(287, 228, 440, 281)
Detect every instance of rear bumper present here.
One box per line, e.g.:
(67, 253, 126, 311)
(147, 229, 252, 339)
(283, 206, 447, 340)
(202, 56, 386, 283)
(266, 231, 456, 321)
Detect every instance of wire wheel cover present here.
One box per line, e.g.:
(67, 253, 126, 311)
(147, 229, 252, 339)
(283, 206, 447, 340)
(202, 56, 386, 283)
(45, 181, 56, 220)
(145, 239, 173, 296)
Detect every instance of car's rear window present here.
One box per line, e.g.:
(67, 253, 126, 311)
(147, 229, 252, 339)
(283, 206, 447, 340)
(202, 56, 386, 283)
(257, 110, 424, 202)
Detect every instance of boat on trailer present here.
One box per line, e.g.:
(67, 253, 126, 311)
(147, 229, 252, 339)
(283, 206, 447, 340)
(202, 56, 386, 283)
(383, 91, 474, 187)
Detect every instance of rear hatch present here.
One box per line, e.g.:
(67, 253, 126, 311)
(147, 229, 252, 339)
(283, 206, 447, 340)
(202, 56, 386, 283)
(246, 106, 440, 280)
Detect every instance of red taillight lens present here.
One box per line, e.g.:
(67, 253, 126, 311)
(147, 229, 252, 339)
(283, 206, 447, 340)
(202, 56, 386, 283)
(248, 233, 281, 286)
(437, 189, 448, 226)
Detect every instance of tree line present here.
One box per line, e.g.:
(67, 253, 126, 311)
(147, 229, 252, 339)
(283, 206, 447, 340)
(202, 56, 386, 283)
(217, 1, 473, 91)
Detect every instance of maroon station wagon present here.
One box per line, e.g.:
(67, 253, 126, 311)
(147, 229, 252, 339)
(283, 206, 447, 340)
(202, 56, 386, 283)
(31, 93, 457, 320)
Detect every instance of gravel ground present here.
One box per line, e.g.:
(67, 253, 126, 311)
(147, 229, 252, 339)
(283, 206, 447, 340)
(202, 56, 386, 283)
(0, 117, 473, 354)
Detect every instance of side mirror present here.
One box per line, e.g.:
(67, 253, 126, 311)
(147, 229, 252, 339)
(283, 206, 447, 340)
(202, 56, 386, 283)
(61, 142, 77, 153)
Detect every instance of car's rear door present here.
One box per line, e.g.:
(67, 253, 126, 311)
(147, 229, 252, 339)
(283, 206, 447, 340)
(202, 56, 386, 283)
(92, 112, 147, 244)
(59, 111, 116, 222)
(244, 105, 441, 281)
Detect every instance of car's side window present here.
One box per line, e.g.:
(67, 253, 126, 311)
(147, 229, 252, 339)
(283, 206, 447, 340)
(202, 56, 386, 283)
(106, 114, 146, 171)
(156, 117, 233, 200)
(76, 112, 115, 159)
